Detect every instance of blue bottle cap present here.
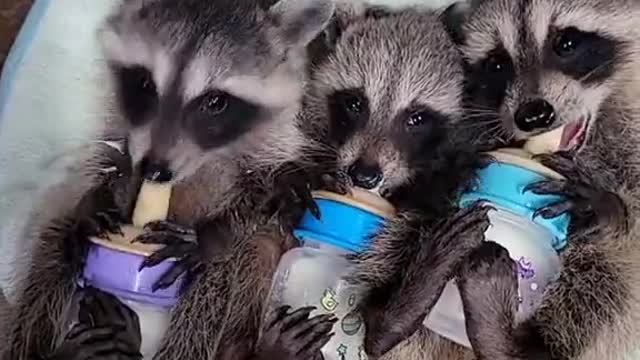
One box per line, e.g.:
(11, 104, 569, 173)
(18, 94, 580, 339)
(294, 197, 386, 253)
(460, 162, 570, 250)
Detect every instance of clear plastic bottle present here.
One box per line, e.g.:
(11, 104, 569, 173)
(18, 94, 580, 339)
(62, 225, 184, 359)
(424, 149, 571, 348)
(268, 188, 394, 360)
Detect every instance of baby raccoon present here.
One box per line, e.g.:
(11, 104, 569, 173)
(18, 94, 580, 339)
(2, 0, 336, 359)
(439, 0, 640, 359)
(299, 4, 492, 358)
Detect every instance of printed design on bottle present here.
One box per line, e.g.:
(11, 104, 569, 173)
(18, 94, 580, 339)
(348, 294, 357, 307)
(516, 257, 535, 279)
(321, 288, 339, 312)
(341, 310, 363, 336)
(337, 344, 348, 360)
(358, 346, 368, 360)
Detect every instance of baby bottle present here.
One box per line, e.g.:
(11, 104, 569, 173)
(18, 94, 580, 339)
(423, 143, 571, 348)
(268, 188, 395, 360)
(63, 181, 184, 359)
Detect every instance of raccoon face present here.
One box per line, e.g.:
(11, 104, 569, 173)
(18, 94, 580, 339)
(99, 0, 334, 183)
(450, 0, 639, 152)
(306, 10, 467, 199)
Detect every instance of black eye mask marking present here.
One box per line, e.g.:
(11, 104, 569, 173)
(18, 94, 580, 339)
(465, 46, 515, 110)
(185, 90, 262, 149)
(392, 106, 449, 166)
(114, 65, 158, 126)
(545, 27, 620, 84)
(327, 88, 370, 146)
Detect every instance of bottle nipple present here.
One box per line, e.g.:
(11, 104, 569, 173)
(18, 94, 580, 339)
(89, 181, 173, 256)
(312, 187, 396, 219)
(488, 127, 566, 180)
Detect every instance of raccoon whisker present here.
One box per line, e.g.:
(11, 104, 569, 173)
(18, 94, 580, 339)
(579, 60, 614, 83)
(462, 105, 501, 113)
(460, 115, 501, 122)
(461, 109, 501, 116)
(460, 119, 502, 129)
(474, 122, 503, 141)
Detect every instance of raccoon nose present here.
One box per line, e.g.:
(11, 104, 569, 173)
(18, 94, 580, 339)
(140, 157, 173, 183)
(348, 159, 383, 190)
(514, 99, 556, 132)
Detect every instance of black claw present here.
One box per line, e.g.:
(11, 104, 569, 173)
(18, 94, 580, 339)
(265, 306, 293, 329)
(144, 220, 196, 235)
(68, 325, 120, 343)
(133, 232, 192, 246)
(279, 306, 317, 330)
(289, 313, 337, 339)
(151, 256, 198, 291)
(308, 200, 321, 219)
(139, 246, 182, 270)
(524, 180, 572, 197)
(302, 332, 335, 356)
(320, 171, 352, 195)
(532, 201, 573, 219)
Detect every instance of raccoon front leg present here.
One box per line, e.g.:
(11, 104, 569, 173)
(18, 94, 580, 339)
(360, 203, 491, 358)
(527, 153, 628, 234)
(46, 287, 142, 360)
(78, 287, 142, 359)
(458, 241, 527, 360)
(263, 161, 321, 225)
(4, 180, 127, 359)
(458, 241, 552, 360)
(252, 306, 337, 360)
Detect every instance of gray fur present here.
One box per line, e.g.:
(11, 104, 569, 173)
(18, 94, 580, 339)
(303, 2, 466, 195)
(456, 0, 640, 147)
(433, 0, 640, 359)
(2, 0, 334, 359)
(301, 4, 490, 359)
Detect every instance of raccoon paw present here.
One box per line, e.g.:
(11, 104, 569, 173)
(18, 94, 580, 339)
(46, 324, 142, 360)
(430, 201, 492, 260)
(77, 207, 125, 239)
(457, 242, 519, 350)
(65, 206, 125, 271)
(265, 163, 320, 223)
(319, 170, 352, 195)
(73, 176, 127, 238)
(525, 179, 628, 234)
(253, 306, 336, 360)
(133, 220, 201, 291)
(79, 287, 141, 351)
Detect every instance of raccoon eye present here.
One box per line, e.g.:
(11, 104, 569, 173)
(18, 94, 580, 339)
(483, 53, 510, 73)
(137, 70, 155, 94)
(553, 28, 582, 57)
(199, 92, 229, 115)
(407, 112, 427, 128)
(344, 95, 363, 114)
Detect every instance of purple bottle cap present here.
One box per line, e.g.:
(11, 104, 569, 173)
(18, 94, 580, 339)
(81, 240, 184, 308)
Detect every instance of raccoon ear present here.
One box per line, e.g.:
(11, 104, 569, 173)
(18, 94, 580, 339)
(441, 0, 477, 45)
(268, 0, 336, 49)
(316, 1, 373, 51)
